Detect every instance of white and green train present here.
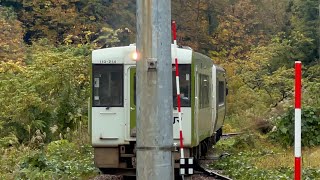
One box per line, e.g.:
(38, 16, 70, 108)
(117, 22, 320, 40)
(90, 44, 227, 174)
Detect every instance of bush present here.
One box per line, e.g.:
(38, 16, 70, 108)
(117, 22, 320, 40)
(6, 140, 98, 179)
(232, 133, 257, 149)
(270, 106, 320, 147)
(211, 150, 320, 180)
(0, 41, 90, 143)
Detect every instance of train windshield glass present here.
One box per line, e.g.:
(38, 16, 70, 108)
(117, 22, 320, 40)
(92, 64, 123, 107)
(173, 65, 191, 107)
(132, 65, 191, 107)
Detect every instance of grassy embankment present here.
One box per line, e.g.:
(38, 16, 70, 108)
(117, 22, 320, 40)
(211, 115, 320, 180)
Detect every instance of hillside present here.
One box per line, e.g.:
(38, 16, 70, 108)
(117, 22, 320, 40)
(0, 0, 319, 179)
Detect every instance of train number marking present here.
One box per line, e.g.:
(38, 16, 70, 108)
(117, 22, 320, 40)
(100, 60, 116, 64)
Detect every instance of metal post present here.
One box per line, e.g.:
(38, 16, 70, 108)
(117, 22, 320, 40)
(294, 61, 302, 180)
(136, 0, 173, 180)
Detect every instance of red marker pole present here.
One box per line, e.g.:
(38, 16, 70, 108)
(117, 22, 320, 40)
(172, 21, 185, 159)
(295, 61, 302, 180)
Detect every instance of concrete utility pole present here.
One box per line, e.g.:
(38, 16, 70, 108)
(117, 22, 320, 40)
(136, 0, 173, 180)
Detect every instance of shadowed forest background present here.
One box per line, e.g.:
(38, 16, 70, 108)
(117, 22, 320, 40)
(0, 0, 320, 179)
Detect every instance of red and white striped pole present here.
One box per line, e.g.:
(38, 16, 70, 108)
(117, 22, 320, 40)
(172, 20, 185, 159)
(295, 61, 302, 180)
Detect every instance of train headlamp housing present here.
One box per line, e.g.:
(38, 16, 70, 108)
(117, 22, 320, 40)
(130, 51, 139, 61)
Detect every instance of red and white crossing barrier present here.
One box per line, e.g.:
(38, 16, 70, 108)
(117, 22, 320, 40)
(172, 20, 185, 159)
(295, 61, 302, 180)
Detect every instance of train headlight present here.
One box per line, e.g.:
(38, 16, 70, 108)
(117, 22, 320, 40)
(131, 51, 139, 61)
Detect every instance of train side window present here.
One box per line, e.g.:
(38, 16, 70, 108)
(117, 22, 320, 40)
(199, 74, 210, 108)
(134, 73, 136, 105)
(218, 81, 225, 105)
(92, 64, 123, 107)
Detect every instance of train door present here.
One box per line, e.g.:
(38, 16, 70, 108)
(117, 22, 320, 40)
(91, 64, 125, 146)
(129, 67, 137, 137)
(194, 65, 199, 145)
(215, 70, 226, 131)
(211, 65, 217, 132)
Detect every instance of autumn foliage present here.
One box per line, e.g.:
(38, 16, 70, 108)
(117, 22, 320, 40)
(0, 0, 320, 178)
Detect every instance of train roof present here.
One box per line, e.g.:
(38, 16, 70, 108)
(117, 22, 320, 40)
(92, 44, 194, 65)
(92, 44, 225, 72)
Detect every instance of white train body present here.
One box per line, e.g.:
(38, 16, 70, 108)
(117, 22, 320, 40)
(90, 44, 227, 171)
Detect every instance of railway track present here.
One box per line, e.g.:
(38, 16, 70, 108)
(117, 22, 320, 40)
(93, 158, 232, 180)
(93, 133, 241, 180)
(221, 132, 242, 139)
(192, 159, 232, 180)
(183, 133, 242, 180)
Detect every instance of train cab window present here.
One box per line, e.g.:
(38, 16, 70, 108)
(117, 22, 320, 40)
(131, 65, 191, 107)
(92, 64, 123, 107)
(199, 74, 210, 108)
(173, 65, 191, 107)
(218, 81, 225, 105)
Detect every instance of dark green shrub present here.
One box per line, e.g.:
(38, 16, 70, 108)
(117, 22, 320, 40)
(20, 151, 47, 170)
(270, 106, 320, 147)
(233, 133, 256, 149)
(16, 140, 97, 179)
(211, 151, 320, 180)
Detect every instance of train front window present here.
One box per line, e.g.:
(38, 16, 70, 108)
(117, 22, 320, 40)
(173, 65, 191, 107)
(92, 64, 123, 107)
(132, 65, 191, 107)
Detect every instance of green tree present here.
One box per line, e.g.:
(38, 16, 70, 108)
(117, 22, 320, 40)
(172, 0, 228, 53)
(290, 0, 319, 63)
(210, 0, 268, 63)
(1, 0, 135, 45)
(0, 6, 25, 62)
(0, 40, 90, 142)
(19, 0, 79, 43)
(255, 0, 291, 35)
